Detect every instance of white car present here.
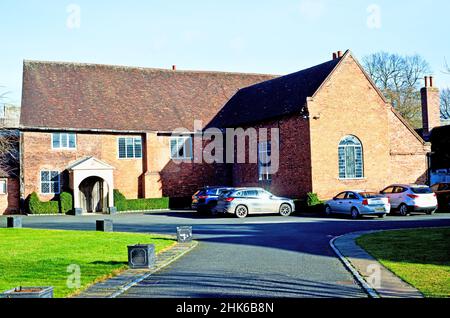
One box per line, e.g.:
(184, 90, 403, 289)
(380, 184, 438, 216)
(325, 190, 391, 219)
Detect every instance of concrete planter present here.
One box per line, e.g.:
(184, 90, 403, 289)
(127, 244, 156, 269)
(96, 219, 113, 232)
(0, 286, 53, 298)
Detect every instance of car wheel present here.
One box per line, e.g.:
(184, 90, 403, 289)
(399, 204, 410, 216)
(426, 209, 436, 215)
(279, 204, 292, 217)
(325, 205, 332, 216)
(350, 208, 360, 220)
(378, 214, 385, 219)
(235, 205, 249, 218)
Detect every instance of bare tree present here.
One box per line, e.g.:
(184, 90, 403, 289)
(363, 52, 431, 128)
(0, 130, 19, 177)
(441, 88, 450, 120)
(0, 87, 19, 177)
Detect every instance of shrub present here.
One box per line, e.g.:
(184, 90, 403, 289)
(27, 192, 73, 215)
(294, 193, 324, 214)
(60, 192, 73, 214)
(307, 192, 323, 207)
(114, 190, 169, 212)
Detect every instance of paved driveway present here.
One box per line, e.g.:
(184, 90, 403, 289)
(9, 211, 450, 298)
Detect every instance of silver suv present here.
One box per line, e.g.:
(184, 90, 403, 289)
(214, 188, 295, 218)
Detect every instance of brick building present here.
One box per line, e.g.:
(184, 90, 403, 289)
(10, 49, 438, 215)
(18, 61, 273, 214)
(208, 50, 433, 199)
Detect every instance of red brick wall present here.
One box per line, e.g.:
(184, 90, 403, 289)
(307, 55, 392, 199)
(21, 131, 144, 201)
(231, 116, 313, 198)
(150, 133, 231, 198)
(308, 55, 429, 199)
(0, 178, 20, 215)
(21, 131, 230, 203)
(388, 110, 430, 185)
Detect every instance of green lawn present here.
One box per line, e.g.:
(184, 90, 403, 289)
(0, 228, 175, 298)
(357, 227, 450, 298)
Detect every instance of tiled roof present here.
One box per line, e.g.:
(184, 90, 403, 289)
(206, 57, 342, 128)
(20, 61, 276, 132)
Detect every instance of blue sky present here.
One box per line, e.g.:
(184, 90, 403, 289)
(1, 0, 450, 104)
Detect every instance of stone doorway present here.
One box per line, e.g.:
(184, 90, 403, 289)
(67, 157, 116, 215)
(79, 176, 108, 213)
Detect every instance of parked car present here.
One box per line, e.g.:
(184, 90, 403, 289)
(380, 184, 438, 216)
(324, 190, 390, 219)
(430, 183, 450, 212)
(191, 187, 235, 213)
(213, 188, 295, 218)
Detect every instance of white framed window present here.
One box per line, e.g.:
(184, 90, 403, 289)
(338, 135, 364, 179)
(52, 133, 76, 149)
(40, 171, 60, 194)
(170, 136, 193, 160)
(258, 141, 272, 181)
(118, 137, 142, 159)
(0, 179, 7, 195)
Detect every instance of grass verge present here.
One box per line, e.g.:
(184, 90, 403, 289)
(356, 227, 450, 298)
(0, 228, 175, 298)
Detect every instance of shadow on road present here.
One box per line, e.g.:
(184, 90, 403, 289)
(121, 271, 365, 298)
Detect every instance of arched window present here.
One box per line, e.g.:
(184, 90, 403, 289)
(338, 136, 364, 179)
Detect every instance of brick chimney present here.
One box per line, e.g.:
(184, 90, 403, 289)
(421, 75, 440, 136)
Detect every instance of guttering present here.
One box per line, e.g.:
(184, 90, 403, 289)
(19, 125, 156, 134)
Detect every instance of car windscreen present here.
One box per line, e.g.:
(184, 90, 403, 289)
(411, 187, 433, 194)
(359, 192, 382, 198)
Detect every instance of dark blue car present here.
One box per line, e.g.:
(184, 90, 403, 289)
(191, 187, 235, 213)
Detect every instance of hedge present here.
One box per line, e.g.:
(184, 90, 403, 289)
(306, 192, 323, 207)
(27, 192, 73, 215)
(294, 192, 325, 214)
(114, 190, 169, 212)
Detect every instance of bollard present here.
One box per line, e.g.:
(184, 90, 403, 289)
(96, 220, 113, 232)
(7, 217, 22, 229)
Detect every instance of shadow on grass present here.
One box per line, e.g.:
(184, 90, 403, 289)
(89, 261, 127, 266)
